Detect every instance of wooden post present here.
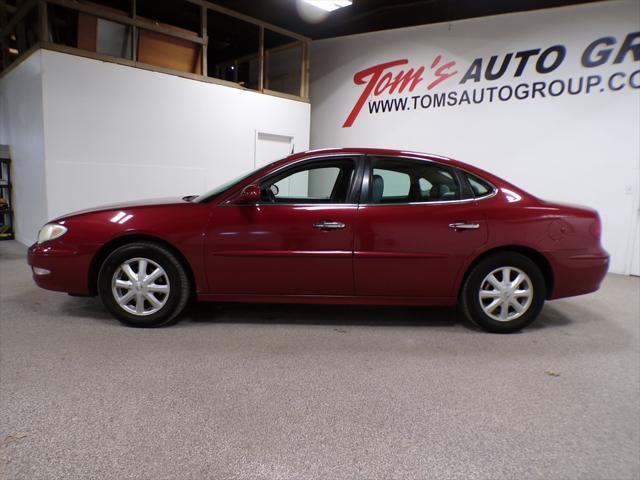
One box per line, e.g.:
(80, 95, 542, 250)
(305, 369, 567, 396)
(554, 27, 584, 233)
(15, 0, 27, 54)
(258, 25, 264, 92)
(0, 1, 7, 31)
(200, 4, 207, 76)
(264, 50, 270, 90)
(131, 0, 137, 61)
(300, 41, 309, 98)
(0, 1, 7, 69)
(38, 0, 47, 42)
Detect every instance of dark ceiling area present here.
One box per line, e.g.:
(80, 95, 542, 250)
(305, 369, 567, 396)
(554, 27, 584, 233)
(211, 0, 608, 39)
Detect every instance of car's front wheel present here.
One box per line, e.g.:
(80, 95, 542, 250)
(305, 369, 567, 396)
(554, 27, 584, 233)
(98, 242, 190, 327)
(460, 252, 546, 333)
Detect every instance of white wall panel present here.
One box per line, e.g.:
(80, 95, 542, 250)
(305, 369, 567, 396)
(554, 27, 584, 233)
(0, 52, 48, 245)
(0, 50, 310, 243)
(41, 50, 310, 221)
(310, 0, 640, 274)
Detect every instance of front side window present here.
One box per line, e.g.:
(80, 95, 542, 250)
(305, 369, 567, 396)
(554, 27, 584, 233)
(260, 158, 356, 204)
(369, 157, 461, 204)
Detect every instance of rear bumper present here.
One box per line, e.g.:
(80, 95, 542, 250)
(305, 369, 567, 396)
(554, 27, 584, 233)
(547, 250, 610, 299)
(28, 243, 92, 295)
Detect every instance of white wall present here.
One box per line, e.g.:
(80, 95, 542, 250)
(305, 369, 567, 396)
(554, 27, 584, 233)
(0, 49, 310, 243)
(310, 0, 640, 274)
(0, 52, 48, 245)
(41, 50, 310, 222)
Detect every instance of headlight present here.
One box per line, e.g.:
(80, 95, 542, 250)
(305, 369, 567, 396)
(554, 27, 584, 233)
(37, 223, 68, 244)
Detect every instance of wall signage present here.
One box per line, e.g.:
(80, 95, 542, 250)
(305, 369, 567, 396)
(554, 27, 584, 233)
(342, 32, 640, 127)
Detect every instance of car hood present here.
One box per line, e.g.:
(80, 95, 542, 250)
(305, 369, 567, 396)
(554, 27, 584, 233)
(53, 197, 192, 220)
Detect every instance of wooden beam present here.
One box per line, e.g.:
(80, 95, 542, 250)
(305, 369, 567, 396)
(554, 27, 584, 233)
(258, 25, 263, 92)
(1, 0, 36, 38)
(135, 18, 206, 45)
(47, 0, 205, 45)
(302, 41, 310, 99)
(0, 41, 40, 77)
(200, 3, 206, 76)
(38, 0, 47, 42)
(0, 1, 8, 29)
(131, 0, 137, 61)
(184, 0, 310, 43)
(264, 48, 269, 90)
(37, 41, 309, 103)
(15, 0, 27, 53)
(265, 39, 300, 55)
(0, 2, 7, 67)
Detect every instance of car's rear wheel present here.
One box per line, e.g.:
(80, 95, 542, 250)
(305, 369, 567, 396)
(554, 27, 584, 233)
(460, 252, 546, 333)
(98, 242, 190, 327)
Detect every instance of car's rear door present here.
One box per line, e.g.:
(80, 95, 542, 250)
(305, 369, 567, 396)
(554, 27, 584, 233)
(354, 156, 488, 300)
(204, 155, 363, 296)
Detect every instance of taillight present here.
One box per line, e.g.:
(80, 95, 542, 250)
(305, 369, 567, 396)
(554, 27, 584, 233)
(590, 216, 602, 240)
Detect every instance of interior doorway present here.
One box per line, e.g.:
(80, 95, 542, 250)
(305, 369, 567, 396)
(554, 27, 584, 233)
(254, 132, 294, 169)
(254, 131, 298, 196)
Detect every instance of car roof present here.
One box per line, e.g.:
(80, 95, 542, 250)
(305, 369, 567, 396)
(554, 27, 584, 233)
(275, 147, 477, 175)
(289, 147, 449, 160)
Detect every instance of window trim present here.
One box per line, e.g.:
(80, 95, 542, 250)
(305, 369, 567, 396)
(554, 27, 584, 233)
(360, 154, 498, 206)
(222, 154, 365, 207)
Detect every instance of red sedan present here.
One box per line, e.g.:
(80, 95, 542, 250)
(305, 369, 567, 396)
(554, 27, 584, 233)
(28, 148, 609, 333)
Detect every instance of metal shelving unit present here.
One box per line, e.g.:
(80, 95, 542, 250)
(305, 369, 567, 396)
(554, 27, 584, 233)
(0, 145, 14, 240)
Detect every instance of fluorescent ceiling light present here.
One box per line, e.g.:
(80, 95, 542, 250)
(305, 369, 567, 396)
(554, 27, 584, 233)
(302, 0, 352, 12)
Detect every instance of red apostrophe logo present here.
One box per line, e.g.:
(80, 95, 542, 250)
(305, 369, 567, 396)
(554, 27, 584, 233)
(342, 56, 458, 128)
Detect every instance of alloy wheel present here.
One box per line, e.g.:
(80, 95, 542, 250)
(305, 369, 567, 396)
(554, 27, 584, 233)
(478, 266, 533, 322)
(111, 257, 170, 316)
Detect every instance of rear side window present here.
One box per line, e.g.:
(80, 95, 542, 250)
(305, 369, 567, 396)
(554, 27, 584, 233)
(371, 168, 411, 199)
(369, 157, 461, 204)
(465, 173, 494, 198)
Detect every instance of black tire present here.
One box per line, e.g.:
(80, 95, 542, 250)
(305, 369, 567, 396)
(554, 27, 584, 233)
(98, 242, 190, 327)
(460, 252, 546, 333)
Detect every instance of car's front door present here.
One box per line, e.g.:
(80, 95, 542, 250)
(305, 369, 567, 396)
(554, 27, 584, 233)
(354, 156, 488, 300)
(204, 156, 362, 296)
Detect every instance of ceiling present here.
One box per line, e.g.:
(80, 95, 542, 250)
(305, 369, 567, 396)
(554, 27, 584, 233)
(210, 0, 608, 39)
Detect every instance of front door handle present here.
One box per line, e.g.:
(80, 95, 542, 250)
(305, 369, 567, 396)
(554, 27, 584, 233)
(449, 222, 480, 230)
(313, 221, 346, 230)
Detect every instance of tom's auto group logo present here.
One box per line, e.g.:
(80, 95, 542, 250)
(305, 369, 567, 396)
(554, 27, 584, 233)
(342, 32, 640, 128)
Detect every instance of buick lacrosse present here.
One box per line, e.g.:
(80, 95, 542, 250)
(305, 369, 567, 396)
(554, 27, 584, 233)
(28, 148, 609, 332)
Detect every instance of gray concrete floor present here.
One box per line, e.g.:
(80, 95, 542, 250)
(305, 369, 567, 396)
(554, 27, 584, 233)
(0, 240, 639, 480)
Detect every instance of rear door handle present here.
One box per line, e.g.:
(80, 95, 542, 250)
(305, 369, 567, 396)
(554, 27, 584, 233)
(449, 222, 480, 230)
(313, 221, 346, 230)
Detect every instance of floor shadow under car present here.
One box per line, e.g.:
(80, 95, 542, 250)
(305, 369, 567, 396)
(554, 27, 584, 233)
(55, 293, 575, 333)
(184, 301, 475, 330)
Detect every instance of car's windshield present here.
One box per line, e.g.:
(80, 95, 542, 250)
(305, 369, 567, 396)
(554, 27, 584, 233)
(194, 161, 278, 203)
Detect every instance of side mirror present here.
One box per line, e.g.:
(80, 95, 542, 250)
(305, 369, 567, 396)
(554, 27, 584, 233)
(236, 184, 261, 204)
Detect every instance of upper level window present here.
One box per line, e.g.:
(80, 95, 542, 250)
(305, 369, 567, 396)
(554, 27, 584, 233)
(260, 159, 355, 204)
(264, 30, 303, 97)
(369, 157, 461, 204)
(465, 173, 494, 198)
(207, 10, 260, 90)
(4, 0, 310, 100)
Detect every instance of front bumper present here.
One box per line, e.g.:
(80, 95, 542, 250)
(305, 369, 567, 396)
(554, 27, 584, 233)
(28, 242, 93, 295)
